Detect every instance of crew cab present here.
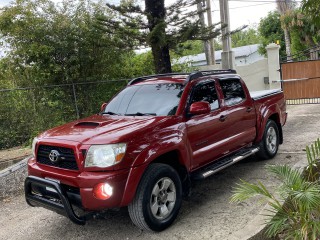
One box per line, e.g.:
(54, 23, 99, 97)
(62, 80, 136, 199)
(25, 69, 287, 231)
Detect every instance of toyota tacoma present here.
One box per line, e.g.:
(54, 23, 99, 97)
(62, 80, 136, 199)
(25, 69, 287, 231)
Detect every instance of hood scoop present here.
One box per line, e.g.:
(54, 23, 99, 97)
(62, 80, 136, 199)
(74, 122, 100, 128)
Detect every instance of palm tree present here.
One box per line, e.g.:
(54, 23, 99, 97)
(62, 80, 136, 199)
(276, 0, 296, 61)
(230, 165, 320, 239)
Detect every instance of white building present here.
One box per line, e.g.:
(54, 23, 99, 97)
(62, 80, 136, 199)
(175, 44, 264, 67)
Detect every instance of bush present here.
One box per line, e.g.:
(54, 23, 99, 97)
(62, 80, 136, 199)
(230, 139, 320, 240)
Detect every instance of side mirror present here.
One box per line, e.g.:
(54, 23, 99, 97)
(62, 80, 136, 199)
(189, 101, 211, 115)
(100, 102, 107, 112)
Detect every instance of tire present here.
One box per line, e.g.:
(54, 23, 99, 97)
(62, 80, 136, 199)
(128, 163, 182, 232)
(257, 119, 280, 160)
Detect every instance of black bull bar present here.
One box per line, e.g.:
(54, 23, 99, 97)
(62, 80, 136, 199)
(24, 176, 86, 225)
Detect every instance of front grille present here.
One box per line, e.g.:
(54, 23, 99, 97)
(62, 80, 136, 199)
(37, 145, 79, 171)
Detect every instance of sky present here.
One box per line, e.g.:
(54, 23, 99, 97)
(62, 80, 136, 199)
(112, 0, 278, 30)
(0, 0, 278, 30)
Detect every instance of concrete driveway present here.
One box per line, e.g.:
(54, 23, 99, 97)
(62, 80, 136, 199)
(1, 104, 319, 240)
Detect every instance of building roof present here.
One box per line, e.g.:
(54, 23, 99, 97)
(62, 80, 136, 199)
(175, 44, 260, 65)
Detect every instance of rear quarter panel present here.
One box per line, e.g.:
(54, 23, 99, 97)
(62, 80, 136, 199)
(253, 91, 286, 143)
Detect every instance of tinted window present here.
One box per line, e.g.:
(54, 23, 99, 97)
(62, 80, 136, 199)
(191, 81, 219, 110)
(105, 83, 184, 116)
(220, 79, 245, 106)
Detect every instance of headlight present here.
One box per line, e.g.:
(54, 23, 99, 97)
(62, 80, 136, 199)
(85, 143, 127, 168)
(32, 137, 38, 157)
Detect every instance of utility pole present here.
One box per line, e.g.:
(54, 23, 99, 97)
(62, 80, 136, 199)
(219, 0, 235, 69)
(197, 1, 211, 65)
(206, 0, 215, 65)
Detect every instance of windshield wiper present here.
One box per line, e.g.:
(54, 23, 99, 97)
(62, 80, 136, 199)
(100, 111, 120, 116)
(126, 112, 157, 116)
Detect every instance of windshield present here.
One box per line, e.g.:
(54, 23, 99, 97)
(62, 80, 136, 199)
(104, 83, 184, 116)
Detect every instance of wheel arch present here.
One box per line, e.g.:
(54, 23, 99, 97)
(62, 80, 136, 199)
(121, 149, 190, 206)
(152, 151, 190, 197)
(256, 106, 283, 145)
(268, 113, 283, 144)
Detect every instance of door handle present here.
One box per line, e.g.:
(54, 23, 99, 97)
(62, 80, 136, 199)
(219, 115, 227, 122)
(246, 107, 253, 112)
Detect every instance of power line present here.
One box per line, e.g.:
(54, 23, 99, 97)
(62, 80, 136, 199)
(222, 0, 301, 2)
(229, 2, 275, 9)
(213, 2, 275, 11)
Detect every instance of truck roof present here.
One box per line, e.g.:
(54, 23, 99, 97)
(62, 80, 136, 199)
(128, 69, 238, 86)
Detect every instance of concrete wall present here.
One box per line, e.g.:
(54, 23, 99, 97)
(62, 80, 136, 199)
(199, 43, 281, 91)
(236, 59, 269, 91)
(200, 59, 269, 91)
(0, 158, 28, 200)
(236, 51, 262, 66)
(193, 51, 263, 67)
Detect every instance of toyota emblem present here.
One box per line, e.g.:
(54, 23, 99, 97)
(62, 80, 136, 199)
(49, 150, 60, 163)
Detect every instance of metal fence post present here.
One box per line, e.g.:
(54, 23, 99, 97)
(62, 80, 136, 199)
(72, 83, 80, 119)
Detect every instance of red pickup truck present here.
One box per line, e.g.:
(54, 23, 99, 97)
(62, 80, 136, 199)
(25, 70, 287, 231)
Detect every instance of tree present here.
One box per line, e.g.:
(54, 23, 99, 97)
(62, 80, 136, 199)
(301, 0, 320, 27)
(276, 0, 296, 60)
(101, 0, 222, 73)
(122, 51, 155, 77)
(258, 11, 286, 58)
(231, 28, 261, 48)
(0, 0, 129, 86)
(0, 0, 130, 149)
(286, 10, 320, 60)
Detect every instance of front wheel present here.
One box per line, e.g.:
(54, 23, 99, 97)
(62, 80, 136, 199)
(257, 119, 280, 160)
(128, 163, 182, 232)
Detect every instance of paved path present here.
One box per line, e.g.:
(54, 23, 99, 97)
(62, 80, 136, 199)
(1, 104, 319, 240)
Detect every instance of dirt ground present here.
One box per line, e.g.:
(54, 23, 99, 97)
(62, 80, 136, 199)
(0, 146, 30, 162)
(0, 104, 319, 240)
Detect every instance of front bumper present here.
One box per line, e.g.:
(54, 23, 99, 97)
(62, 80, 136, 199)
(26, 158, 131, 225)
(25, 176, 86, 225)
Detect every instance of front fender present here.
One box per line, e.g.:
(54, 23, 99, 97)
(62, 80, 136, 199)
(120, 129, 191, 206)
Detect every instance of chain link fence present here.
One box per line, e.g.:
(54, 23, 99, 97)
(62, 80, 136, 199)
(0, 80, 128, 149)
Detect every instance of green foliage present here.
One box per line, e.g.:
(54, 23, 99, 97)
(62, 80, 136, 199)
(172, 40, 222, 57)
(258, 11, 286, 58)
(0, 0, 136, 149)
(122, 51, 155, 78)
(0, 0, 131, 84)
(301, 0, 320, 27)
(286, 10, 320, 55)
(231, 140, 320, 239)
(258, 9, 320, 60)
(103, 0, 223, 73)
(305, 138, 320, 182)
(173, 40, 205, 57)
(231, 28, 262, 48)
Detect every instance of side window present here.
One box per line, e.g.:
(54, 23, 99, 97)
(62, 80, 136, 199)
(191, 81, 219, 110)
(220, 79, 246, 106)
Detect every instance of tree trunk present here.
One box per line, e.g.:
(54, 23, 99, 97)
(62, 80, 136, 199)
(284, 28, 292, 61)
(150, 43, 172, 73)
(145, 0, 172, 73)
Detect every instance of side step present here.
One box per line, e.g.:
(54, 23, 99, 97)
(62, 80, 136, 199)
(191, 147, 259, 180)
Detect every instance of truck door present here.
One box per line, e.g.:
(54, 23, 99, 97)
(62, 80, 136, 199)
(218, 78, 256, 152)
(186, 80, 229, 169)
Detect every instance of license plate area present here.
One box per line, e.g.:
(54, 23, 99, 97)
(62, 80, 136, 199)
(45, 177, 60, 193)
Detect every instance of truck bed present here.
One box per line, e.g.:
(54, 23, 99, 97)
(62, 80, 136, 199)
(250, 89, 282, 100)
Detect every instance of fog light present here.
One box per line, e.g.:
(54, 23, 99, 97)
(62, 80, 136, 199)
(93, 183, 113, 200)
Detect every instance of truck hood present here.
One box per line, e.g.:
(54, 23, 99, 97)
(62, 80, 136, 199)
(39, 115, 165, 145)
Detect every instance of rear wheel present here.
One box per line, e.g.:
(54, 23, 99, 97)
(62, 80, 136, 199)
(257, 119, 279, 160)
(128, 163, 182, 232)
